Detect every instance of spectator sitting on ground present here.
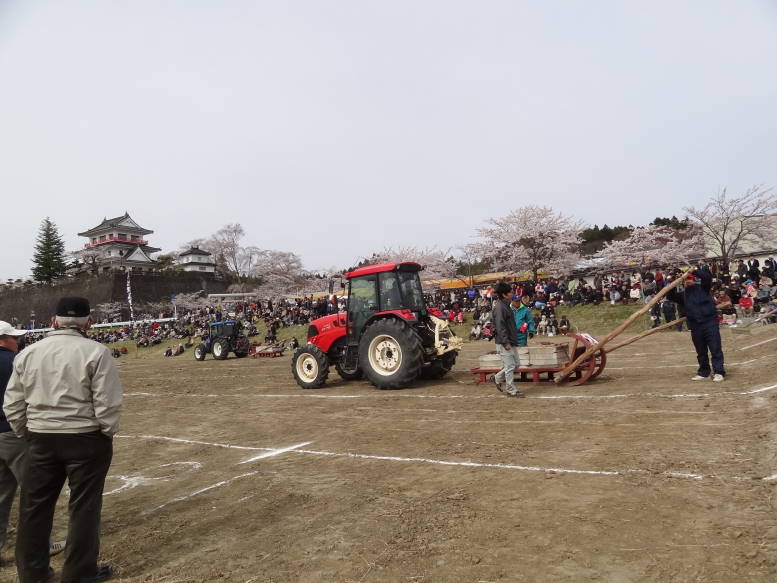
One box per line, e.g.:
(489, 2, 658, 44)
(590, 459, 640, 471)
(559, 316, 571, 334)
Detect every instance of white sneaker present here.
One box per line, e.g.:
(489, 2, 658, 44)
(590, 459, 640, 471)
(49, 540, 66, 556)
(690, 375, 708, 381)
(712, 374, 724, 383)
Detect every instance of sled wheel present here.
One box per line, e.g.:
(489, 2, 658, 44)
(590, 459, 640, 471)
(589, 350, 607, 380)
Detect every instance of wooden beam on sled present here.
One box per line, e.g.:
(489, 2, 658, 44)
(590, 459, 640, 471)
(554, 272, 691, 384)
(604, 317, 687, 354)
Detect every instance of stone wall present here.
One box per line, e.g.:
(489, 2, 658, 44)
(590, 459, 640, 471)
(0, 272, 227, 326)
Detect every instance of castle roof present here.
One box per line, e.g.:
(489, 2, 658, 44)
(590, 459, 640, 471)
(179, 246, 212, 257)
(123, 247, 155, 263)
(78, 212, 153, 237)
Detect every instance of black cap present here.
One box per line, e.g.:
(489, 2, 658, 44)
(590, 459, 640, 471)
(55, 297, 91, 317)
(494, 282, 512, 296)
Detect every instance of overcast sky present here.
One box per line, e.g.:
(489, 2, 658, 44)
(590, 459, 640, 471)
(1, 0, 776, 280)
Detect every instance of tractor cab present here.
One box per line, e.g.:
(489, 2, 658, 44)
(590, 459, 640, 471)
(210, 320, 241, 339)
(345, 262, 425, 347)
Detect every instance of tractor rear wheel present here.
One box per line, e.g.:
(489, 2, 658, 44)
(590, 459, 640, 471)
(359, 319, 423, 389)
(194, 343, 208, 361)
(419, 351, 457, 380)
(292, 345, 330, 389)
(233, 337, 249, 358)
(212, 338, 229, 360)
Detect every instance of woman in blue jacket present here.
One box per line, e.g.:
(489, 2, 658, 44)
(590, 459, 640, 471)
(511, 294, 536, 347)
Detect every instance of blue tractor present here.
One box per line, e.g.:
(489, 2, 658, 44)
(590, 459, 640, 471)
(194, 320, 250, 361)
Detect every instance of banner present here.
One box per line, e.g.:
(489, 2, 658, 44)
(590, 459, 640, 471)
(126, 271, 135, 322)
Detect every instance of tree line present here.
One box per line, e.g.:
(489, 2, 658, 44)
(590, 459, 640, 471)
(25, 185, 777, 293)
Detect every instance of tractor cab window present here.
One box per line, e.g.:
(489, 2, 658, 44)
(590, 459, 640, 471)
(378, 272, 402, 310)
(347, 275, 378, 343)
(398, 270, 424, 312)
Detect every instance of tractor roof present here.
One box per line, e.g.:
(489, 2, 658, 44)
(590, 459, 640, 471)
(345, 262, 422, 279)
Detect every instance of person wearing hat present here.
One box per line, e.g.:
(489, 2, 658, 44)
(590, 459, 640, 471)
(490, 282, 524, 398)
(4, 297, 122, 583)
(666, 269, 726, 382)
(0, 320, 28, 557)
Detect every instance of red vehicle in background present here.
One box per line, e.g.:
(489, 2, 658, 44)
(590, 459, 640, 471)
(291, 262, 462, 390)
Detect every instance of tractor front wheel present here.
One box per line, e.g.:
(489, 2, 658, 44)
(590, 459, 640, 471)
(194, 343, 208, 361)
(212, 338, 229, 360)
(292, 345, 330, 389)
(359, 319, 423, 389)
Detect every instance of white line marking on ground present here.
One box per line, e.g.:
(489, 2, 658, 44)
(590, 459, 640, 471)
(539, 383, 777, 400)
(104, 461, 202, 495)
(141, 471, 259, 516)
(606, 357, 759, 370)
(119, 434, 771, 483)
(105, 475, 158, 496)
(738, 336, 777, 351)
(744, 383, 777, 395)
(116, 434, 264, 451)
(239, 441, 313, 464)
(123, 381, 777, 402)
(125, 392, 360, 399)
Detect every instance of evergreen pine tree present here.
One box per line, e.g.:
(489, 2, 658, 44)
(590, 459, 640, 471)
(31, 217, 67, 283)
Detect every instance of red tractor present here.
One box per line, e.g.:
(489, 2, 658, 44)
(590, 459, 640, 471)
(291, 262, 462, 390)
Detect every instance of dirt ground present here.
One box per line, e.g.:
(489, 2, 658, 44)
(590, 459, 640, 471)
(3, 326, 777, 582)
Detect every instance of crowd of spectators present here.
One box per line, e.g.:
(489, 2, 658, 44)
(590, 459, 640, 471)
(10, 256, 777, 351)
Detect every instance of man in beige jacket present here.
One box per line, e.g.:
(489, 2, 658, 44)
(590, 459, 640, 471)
(4, 297, 122, 583)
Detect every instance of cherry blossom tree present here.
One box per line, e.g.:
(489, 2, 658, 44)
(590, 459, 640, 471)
(595, 225, 706, 271)
(684, 185, 777, 267)
(362, 246, 459, 282)
(171, 291, 209, 312)
(95, 301, 125, 322)
(250, 250, 316, 297)
(474, 206, 582, 280)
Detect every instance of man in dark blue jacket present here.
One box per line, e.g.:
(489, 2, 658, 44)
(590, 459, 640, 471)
(0, 321, 27, 555)
(0, 322, 65, 567)
(667, 270, 725, 382)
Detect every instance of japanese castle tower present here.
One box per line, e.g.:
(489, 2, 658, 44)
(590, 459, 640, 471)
(77, 212, 160, 272)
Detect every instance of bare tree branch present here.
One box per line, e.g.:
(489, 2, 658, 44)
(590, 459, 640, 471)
(684, 185, 777, 265)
